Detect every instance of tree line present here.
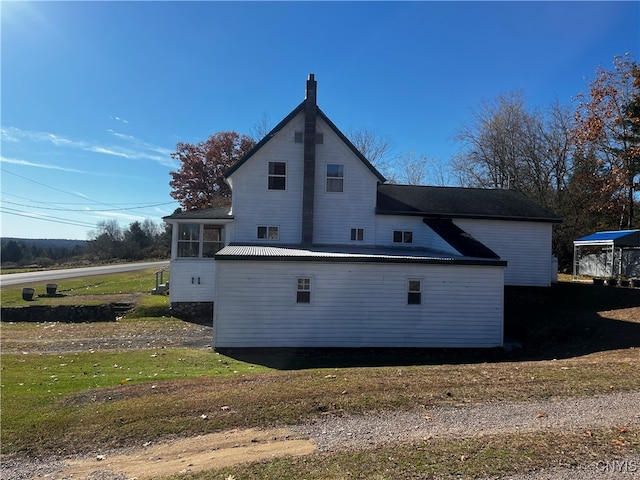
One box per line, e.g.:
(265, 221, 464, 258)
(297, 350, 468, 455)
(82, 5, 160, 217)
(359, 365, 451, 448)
(168, 54, 640, 271)
(0, 219, 171, 268)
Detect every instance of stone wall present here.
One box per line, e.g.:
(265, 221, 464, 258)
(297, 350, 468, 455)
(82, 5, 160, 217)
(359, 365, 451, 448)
(1, 304, 117, 323)
(170, 302, 213, 325)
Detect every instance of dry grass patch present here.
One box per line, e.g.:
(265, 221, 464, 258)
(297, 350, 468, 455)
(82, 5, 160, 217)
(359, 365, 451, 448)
(198, 427, 640, 480)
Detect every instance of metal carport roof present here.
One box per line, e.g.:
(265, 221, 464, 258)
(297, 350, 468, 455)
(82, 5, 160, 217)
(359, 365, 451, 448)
(574, 230, 640, 247)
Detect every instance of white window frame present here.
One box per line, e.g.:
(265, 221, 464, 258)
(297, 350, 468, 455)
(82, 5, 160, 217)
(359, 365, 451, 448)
(326, 163, 344, 193)
(257, 225, 279, 240)
(350, 228, 364, 241)
(296, 277, 312, 304)
(393, 230, 413, 244)
(407, 278, 422, 305)
(268, 161, 287, 191)
(177, 223, 225, 258)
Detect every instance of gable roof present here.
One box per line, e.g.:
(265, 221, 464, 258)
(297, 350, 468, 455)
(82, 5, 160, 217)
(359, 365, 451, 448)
(377, 184, 562, 223)
(223, 99, 386, 182)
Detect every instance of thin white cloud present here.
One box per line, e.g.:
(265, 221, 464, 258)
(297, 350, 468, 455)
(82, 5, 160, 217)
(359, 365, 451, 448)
(0, 155, 87, 173)
(0, 155, 147, 180)
(2, 126, 177, 168)
(111, 116, 130, 124)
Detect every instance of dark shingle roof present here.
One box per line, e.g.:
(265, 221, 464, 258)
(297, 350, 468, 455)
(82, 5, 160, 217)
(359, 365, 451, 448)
(377, 184, 561, 223)
(163, 205, 232, 221)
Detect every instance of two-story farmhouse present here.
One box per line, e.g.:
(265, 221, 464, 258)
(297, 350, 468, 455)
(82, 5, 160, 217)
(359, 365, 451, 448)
(164, 74, 561, 349)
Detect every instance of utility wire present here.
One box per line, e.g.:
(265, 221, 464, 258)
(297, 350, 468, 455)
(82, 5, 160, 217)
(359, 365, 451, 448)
(2, 192, 176, 207)
(0, 207, 97, 228)
(2, 199, 175, 212)
(2, 169, 126, 209)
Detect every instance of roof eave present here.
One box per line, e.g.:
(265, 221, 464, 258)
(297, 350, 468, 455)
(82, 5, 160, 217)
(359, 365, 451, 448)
(376, 210, 562, 223)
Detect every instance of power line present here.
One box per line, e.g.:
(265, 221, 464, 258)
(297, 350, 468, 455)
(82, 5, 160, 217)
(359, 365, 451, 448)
(2, 199, 176, 212)
(2, 169, 125, 209)
(0, 207, 98, 228)
(2, 192, 176, 207)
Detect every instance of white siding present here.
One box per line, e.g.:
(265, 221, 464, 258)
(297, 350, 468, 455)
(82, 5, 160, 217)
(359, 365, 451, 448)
(229, 113, 305, 244)
(312, 118, 379, 245)
(375, 215, 460, 254)
(214, 261, 504, 348)
(455, 219, 553, 286)
(169, 259, 216, 303)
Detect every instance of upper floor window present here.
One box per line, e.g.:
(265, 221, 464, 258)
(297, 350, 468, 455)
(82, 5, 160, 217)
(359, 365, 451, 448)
(351, 228, 364, 241)
(268, 162, 286, 190)
(178, 224, 224, 258)
(326, 164, 344, 192)
(393, 230, 413, 244)
(257, 226, 279, 240)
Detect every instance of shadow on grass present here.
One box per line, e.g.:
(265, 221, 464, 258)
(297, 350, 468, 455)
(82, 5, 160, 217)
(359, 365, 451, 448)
(218, 282, 640, 370)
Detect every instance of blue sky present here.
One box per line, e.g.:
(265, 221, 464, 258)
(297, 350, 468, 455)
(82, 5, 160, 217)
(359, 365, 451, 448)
(1, 1, 638, 240)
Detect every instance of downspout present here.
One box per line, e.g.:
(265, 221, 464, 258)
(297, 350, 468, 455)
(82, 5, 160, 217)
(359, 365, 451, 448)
(301, 74, 317, 247)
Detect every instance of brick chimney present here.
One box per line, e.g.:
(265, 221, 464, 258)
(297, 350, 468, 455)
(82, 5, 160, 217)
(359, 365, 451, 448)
(301, 74, 317, 246)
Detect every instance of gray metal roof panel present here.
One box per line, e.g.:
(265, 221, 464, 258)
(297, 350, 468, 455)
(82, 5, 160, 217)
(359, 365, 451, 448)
(215, 244, 507, 266)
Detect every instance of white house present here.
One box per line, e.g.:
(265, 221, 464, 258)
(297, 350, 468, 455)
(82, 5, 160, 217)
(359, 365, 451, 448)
(164, 74, 561, 349)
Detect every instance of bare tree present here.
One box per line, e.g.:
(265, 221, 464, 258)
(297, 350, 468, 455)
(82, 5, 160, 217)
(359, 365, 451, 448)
(348, 128, 396, 179)
(250, 111, 274, 141)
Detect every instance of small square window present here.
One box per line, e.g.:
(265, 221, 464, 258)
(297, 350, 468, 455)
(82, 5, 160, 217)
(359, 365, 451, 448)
(393, 230, 413, 244)
(408, 279, 422, 305)
(297, 277, 311, 303)
(351, 228, 364, 241)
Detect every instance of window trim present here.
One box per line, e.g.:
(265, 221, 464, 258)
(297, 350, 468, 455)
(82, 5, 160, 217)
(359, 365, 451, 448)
(350, 228, 364, 242)
(326, 163, 344, 193)
(268, 161, 287, 191)
(177, 223, 225, 258)
(407, 278, 422, 305)
(257, 225, 279, 241)
(393, 230, 413, 244)
(296, 277, 312, 304)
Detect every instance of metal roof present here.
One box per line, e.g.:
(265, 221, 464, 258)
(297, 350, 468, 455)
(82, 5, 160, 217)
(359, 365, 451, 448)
(574, 229, 640, 247)
(215, 244, 507, 267)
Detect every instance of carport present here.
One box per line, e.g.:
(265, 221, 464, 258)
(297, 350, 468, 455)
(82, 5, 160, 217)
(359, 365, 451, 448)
(573, 229, 640, 279)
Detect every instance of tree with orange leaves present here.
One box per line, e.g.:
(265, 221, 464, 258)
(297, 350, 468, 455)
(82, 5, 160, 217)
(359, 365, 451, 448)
(573, 53, 640, 229)
(169, 132, 255, 211)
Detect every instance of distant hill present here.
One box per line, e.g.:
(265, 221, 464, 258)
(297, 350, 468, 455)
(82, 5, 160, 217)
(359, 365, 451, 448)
(1, 238, 87, 249)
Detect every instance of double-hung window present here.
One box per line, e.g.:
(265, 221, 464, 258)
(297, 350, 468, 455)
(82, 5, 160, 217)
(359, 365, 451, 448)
(393, 230, 413, 244)
(297, 277, 311, 303)
(257, 226, 279, 240)
(268, 162, 286, 190)
(407, 279, 422, 305)
(326, 164, 344, 192)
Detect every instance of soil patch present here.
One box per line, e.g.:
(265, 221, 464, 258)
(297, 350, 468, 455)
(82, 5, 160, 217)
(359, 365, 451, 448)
(63, 428, 316, 479)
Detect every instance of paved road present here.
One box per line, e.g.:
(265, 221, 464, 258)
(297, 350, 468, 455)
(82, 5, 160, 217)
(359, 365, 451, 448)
(0, 261, 169, 287)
